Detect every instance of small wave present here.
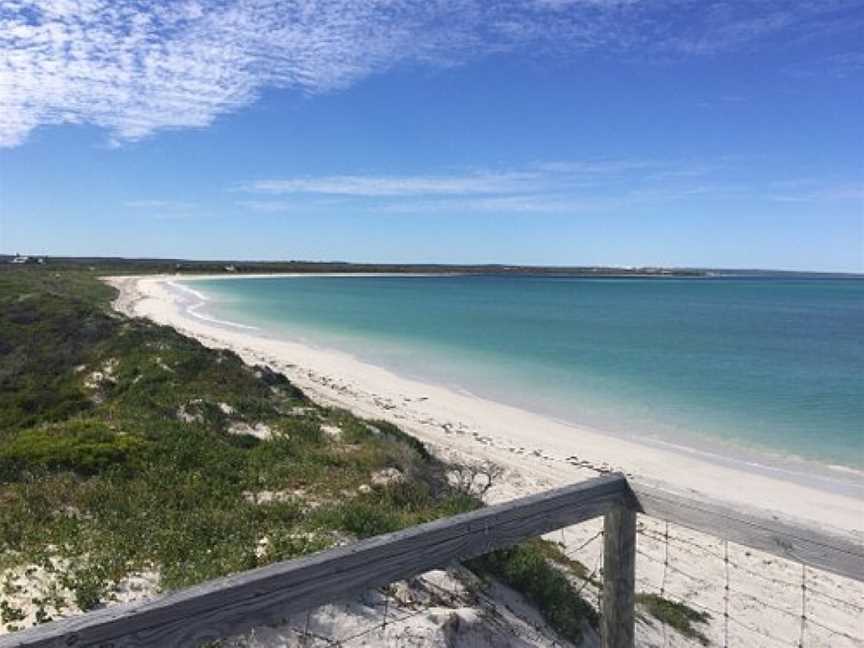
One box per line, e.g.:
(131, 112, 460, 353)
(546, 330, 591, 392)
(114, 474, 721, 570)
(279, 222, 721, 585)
(166, 280, 208, 301)
(168, 281, 260, 331)
(642, 437, 864, 492)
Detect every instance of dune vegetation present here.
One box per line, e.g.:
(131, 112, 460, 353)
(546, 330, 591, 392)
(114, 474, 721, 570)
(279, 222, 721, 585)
(0, 267, 608, 643)
(1, 266, 711, 646)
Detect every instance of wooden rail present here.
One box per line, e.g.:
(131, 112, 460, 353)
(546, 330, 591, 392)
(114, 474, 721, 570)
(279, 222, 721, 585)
(1, 473, 861, 648)
(0, 475, 629, 648)
(630, 479, 864, 582)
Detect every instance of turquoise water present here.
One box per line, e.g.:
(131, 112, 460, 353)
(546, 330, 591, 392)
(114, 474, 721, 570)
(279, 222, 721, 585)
(186, 275, 864, 471)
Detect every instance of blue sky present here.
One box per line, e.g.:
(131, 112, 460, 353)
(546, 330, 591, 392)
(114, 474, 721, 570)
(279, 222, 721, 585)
(0, 1, 862, 272)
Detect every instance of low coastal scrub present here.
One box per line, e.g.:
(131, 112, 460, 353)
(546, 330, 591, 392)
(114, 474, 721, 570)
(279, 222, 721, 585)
(0, 268, 712, 645)
(0, 272, 420, 619)
(0, 268, 602, 640)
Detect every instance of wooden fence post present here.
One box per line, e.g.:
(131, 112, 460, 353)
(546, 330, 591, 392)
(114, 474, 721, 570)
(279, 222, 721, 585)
(601, 505, 636, 648)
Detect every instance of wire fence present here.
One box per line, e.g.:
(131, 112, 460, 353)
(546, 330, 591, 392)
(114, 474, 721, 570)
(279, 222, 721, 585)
(634, 516, 864, 648)
(218, 514, 863, 648)
(222, 561, 582, 647)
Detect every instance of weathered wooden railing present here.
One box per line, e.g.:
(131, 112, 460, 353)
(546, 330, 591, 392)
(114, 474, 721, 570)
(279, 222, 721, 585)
(2, 473, 861, 648)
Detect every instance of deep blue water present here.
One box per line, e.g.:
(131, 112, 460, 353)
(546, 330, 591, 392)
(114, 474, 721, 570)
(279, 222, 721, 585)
(187, 275, 864, 471)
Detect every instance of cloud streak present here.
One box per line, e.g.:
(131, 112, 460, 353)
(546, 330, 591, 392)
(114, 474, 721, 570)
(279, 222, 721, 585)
(2, 0, 859, 147)
(766, 181, 864, 203)
(238, 172, 542, 197)
(235, 161, 862, 216)
(237, 159, 695, 198)
(125, 200, 195, 209)
(236, 157, 673, 203)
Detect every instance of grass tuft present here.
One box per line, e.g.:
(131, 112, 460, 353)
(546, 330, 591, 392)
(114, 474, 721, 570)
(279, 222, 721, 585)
(637, 592, 711, 645)
(468, 538, 599, 644)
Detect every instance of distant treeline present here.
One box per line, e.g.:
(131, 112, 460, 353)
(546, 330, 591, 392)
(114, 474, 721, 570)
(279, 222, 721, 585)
(0, 256, 706, 277)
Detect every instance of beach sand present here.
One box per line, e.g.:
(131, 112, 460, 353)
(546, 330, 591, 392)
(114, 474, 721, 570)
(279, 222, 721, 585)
(105, 274, 864, 647)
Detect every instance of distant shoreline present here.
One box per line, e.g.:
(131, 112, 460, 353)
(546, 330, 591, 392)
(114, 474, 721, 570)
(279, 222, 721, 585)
(6, 255, 862, 282)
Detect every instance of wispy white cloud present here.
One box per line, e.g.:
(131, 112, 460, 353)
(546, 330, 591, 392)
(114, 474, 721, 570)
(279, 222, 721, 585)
(239, 192, 620, 215)
(827, 52, 864, 78)
(236, 161, 862, 216)
(376, 184, 751, 215)
(125, 199, 195, 209)
(373, 194, 615, 214)
(2, 0, 858, 147)
(784, 51, 864, 79)
(237, 172, 541, 197)
(235, 200, 301, 214)
(124, 198, 197, 220)
(766, 181, 864, 203)
(533, 159, 665, 175)
(236, 159, 682, 203)
(235, 159, 759, 214)
(237, 159, 696, 198)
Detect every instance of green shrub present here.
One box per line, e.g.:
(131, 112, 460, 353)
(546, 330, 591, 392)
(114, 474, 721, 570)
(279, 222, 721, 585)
(66, 567, 107, 612)
(467, 539, 598, 643)
(636, 593, 711, 645)
(280, 418, 325, 447)
(0, 421, 149, 479)
(0, 599, 26, 626)
(324, 500, 404, 537)
(528, 538, 593, 581)
(367, 419, 431, 461)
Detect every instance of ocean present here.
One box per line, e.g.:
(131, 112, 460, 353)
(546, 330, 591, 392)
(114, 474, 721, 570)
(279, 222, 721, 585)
(183, 275, 864, 473)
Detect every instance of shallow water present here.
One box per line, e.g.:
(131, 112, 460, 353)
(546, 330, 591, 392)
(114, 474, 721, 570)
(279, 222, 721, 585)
(186, 275, 864, 472)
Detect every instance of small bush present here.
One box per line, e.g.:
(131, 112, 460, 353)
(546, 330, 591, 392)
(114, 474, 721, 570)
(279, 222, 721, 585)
(367, 419, 431, 461)
(528, 538, 593, 581)
(67, 568, 107, 612)
(637, 593, 711, 645)
(0, 421, 148, 479)
(468, 540, 598, 643)
(0, 599, 26, 626)
(324, 500, 404, 537)
(281, 419, 325, 446)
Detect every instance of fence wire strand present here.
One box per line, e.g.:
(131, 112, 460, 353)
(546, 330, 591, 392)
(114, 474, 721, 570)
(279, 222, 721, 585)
(798, 564, 806, 648)
(723, 538, 730, 648)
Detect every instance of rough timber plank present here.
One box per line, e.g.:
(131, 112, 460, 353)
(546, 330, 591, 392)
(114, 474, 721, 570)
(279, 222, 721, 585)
(0, 474, 629, 648)
(630, 479, 864, 582)
(601, 506, 636, 648)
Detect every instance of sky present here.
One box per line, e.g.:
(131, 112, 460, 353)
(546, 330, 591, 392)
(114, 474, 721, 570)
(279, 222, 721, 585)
(0, 1, 862, 272)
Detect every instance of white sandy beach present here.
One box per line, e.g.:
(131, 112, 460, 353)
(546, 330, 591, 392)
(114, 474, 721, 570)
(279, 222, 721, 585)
(104, 273, 864, 647)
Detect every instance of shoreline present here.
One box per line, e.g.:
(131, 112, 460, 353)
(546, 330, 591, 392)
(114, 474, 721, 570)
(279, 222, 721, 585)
(181, 277, 864, 496)
(102, 272, 864, 645)
(106, 274, 863, 535)
(179, 274, 864, 489)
